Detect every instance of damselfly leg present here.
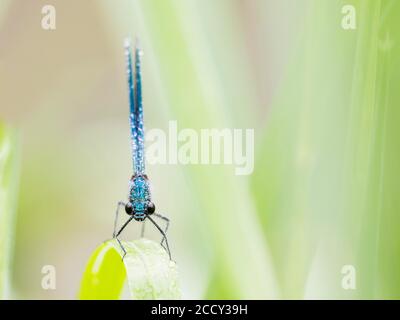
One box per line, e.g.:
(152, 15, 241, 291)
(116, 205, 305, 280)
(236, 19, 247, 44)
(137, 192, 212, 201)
(140, 220, 146, 238)
(114, 215, 134, 259)
(153, 213, 170, 249)
(112, 201, 129, 258)
(112, 202, 172, 260)
(147, 215, 172, 260)
(113, 201, 126, 238)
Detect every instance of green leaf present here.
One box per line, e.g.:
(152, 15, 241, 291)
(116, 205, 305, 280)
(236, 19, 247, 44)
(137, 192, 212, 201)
(79, 238, 181, 300)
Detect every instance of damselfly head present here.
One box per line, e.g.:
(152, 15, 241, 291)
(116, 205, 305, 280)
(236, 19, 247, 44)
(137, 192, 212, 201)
(124, 200, 154, 221)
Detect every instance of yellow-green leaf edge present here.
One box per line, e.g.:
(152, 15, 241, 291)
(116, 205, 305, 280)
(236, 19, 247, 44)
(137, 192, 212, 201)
(79, 238, 181, 300)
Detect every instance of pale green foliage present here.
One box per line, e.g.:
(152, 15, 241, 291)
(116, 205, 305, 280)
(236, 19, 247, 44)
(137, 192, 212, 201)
(0, 124, 19, 299)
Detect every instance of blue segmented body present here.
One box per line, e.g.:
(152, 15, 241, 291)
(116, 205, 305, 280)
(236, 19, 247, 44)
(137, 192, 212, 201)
(125, 40, 151, 221)
(114, 39, 171, 260)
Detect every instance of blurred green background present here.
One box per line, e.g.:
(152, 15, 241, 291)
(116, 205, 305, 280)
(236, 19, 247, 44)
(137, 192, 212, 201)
(0, 0, 399, 299)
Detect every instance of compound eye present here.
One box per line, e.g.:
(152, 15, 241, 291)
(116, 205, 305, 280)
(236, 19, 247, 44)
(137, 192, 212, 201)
(125, 202, 133, 214)
(147, 202, 155, 214)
